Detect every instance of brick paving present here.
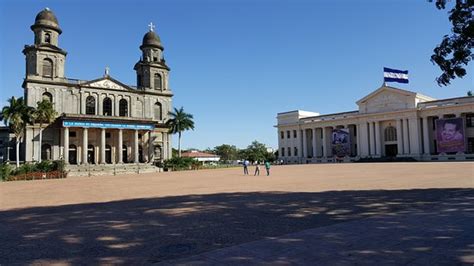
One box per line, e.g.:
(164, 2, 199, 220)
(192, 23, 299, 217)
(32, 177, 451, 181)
(0, 162, 473, 265)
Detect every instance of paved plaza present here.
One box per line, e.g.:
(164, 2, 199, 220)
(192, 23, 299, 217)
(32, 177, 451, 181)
(0, 162, 473, 265)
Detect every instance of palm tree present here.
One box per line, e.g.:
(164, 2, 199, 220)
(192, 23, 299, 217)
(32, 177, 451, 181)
(33, 99, 57, 162)
(0, 97, 34, 167)
(165, 107, 195, 157)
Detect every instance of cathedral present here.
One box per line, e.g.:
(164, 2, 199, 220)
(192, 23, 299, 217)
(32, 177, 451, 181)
(1, 8, 173, 171)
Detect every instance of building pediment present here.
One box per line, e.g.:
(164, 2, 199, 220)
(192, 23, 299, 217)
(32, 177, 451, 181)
(82, 77, 134, 91)
(357, 86, 434, 114)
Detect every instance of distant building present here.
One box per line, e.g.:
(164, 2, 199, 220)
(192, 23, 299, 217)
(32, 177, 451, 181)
(181, 150, 220, 164)
(276, 85, 474, 163)
(1, 8, 174, 170)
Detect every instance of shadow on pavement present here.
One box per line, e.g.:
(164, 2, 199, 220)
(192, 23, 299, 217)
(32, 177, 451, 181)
(0, 188, 473, 264)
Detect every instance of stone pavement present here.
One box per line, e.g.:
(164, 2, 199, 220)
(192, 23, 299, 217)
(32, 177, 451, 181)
(166, 191, 474, 265)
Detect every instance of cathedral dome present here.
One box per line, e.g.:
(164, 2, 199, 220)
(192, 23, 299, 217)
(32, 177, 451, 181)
(31, 8, 62, 33)
(141, 31, 163, 49)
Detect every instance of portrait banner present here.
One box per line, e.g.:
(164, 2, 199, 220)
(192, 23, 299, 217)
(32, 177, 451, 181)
(435, 118, 465, 153)
(331, 128, 351, 157)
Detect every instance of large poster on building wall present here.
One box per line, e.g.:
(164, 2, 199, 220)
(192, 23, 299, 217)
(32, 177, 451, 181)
(435, 117, 465, 153)
(332, 129, 351, 157)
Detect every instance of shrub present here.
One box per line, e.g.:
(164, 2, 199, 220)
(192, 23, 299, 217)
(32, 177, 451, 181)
(36, 160, 54, 172)
(0, 163, 13, 181)
(164, 157, 197, 171)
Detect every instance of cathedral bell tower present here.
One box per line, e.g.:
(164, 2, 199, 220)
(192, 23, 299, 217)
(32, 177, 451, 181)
(23, 8, 67, 81)
(134, 23, 170, 91)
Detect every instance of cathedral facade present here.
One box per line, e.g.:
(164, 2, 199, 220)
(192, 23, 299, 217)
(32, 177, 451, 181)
(6, 8, 173, 167)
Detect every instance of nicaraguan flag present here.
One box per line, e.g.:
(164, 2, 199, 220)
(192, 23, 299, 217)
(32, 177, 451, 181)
(384, 67, 409, 84)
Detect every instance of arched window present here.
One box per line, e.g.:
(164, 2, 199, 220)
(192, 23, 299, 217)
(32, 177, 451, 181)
(42, 92, 53, 102)
(119, 99, 128, 117)
(41, 144, 52, 160)
(122, 145, 128, 163)
(384, 126, 397, 142)
(154, 145, 162, 159)
(154, 102, 162, 120)
(69, 144, 77, 164)
(42, 58, 53, 77)
(44, 33, 51, 44)
(86, 96, 96, 115)
(103, 97, 112, 116)
(154, 73, 162, 90)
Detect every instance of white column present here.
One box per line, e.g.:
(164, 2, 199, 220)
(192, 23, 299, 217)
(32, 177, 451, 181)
(356, 124, 361, 156)
(375, 121, 381, 156)
(148, 131, 154, 163)
(422, 117, 430, 155)
(302, 129, 308, 159)
(100, 128, 106, 164)
(82, 128, 88, 164)
(118, 129, 123, 164)
(296, 129, 302, 159)
(396, 119, 403, 155)
(134, 130, 139, 163)
(322, 127, 328, 157)
(63, 127, 69, 164)
(408, 118, 421, 155)
(403, 119, 410, 154)
(369, 122, 375, 156)
(312, 128, 317, 158)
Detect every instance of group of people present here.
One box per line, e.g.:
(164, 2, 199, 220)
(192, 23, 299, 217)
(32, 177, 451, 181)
(242, 160, 271, 176)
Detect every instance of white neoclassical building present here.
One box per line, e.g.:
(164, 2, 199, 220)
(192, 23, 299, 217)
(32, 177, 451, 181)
(277, 85, 474, 163)
(0, 8, 173, 171)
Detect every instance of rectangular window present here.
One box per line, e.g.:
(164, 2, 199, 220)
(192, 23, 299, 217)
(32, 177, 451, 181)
(468, 138, 474, 154)
(280, 131, 284, 139)
(287, 147, 291, 156)
(106, 133, 111, 138)
(466, 114, 474, 127)
(287, 131, 290, 138)
(281, 148, 285, 157)
(293, 130, 297, 138)
(294, 147, 298, 157)
(69, 131, 76, 138)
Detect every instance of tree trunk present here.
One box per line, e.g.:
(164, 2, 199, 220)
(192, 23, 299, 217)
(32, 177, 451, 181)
(16, 139, 20, 168)
(178, 132, 182, 157)
(38, 127, 43, 162)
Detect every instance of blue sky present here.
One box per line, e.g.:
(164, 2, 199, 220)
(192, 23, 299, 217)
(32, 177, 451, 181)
(0, 0, 472, 150)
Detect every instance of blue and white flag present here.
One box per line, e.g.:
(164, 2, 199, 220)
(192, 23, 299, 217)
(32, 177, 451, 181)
(384, 67, 409, 84)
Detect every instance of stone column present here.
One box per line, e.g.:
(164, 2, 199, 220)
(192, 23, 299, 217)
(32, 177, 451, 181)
(134, 130, 139, 163)
(408, 118, 421, 155)
(356, 124, 361, 156)
(422, 117, 430, 155)
(82, 128, 88, 164)
(396, 119, 403, 155)
(302, 129, 308, 159)
(375, 121, 381, 156)
(63, 127, 69, 164)
(100, 128, 106, 164)
(403, 119, 410, 154)
(322, 127, 328, 157)
(312, 128, 317, 158)
(369, 122, 375, 156)
(118, 129, 123, 164)
(148, 131, 154, 163)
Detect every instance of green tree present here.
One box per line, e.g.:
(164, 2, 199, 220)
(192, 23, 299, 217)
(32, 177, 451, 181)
(430, 0, 473, 86)
(245, 140, 269, 163)
(165, 107, 195, 157)
(467, 90, 473, 96)
(214, 144, 239, 163)
(0, 97, 34, 167)
(33, 99, 57, 162)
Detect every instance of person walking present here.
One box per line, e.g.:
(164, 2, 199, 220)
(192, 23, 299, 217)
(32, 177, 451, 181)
(264, 161, 271, 176)
(243, 159, 249, 175)
(254, 161, 260, 176)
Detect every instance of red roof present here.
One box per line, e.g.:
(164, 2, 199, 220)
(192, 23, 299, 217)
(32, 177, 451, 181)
(181, 151, 219, 158)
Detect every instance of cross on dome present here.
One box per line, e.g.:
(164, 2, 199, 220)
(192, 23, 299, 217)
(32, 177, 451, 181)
(148, 22, 155, 32)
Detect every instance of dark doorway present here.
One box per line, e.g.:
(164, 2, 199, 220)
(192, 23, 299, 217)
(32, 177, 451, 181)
(69, 145, 77, 164)
(87, 145, 95, 164)
(385, 144, 398, 157)
(122, 145, 128, 163)
(138, 145, 144, 163)
(105, 145, 112, 164)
